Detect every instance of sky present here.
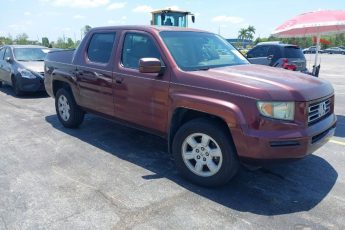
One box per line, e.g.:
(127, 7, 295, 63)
(0, 0, 344, 42)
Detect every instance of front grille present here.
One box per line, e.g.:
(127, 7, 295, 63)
(308, 98, 331, 126)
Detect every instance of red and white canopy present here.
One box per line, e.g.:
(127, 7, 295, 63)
(272, 10, 345, 38)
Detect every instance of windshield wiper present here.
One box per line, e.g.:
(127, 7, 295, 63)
(33, 59, 45, 61)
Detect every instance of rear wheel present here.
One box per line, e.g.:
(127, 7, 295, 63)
(172, 118, 239, 187)
(55, 88, 84, 128)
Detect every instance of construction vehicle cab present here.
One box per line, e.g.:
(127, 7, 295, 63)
(151, 9, 195, 27)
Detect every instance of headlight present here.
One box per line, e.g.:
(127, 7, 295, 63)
(18, 68, 36, 79)
(257, 101, 295, 121)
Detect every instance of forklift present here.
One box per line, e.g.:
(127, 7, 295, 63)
(150, 8, 195, 27)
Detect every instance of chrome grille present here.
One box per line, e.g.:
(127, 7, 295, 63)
(308, 98, 331, 125)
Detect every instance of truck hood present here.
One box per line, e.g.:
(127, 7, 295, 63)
(188, 64, 334, 101)
(18, 61, 44, 73)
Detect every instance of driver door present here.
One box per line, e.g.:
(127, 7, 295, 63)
(112, 31, 170, 134)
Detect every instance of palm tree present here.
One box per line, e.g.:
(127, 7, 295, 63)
(238, 28, 248, 48)
(246, 25, 256, 44)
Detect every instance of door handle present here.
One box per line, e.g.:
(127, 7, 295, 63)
(115, 77, 123, 84)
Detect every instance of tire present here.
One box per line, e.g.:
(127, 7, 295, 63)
(0, 81, 2, 88)
(12, 78, 23, 96)
(55, 88, 84, 128)
(172, 118, 239, 187)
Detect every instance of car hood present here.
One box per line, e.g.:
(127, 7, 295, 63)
(17, 61, 44, 73)
(184, 64, 334, 101)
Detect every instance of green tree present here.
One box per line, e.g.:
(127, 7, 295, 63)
(83, 25, 92, 36)
(0, 35, 13, 45)
(246, 25, 256, 41)
(66, 38, 74, 48)
(238, 28, 248, 48)
(42, 37, 49, 47)
(15, 33, 29, 45)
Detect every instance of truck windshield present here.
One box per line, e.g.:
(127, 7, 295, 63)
(14, 48, 48, 61)
(160, 31, 249, 71)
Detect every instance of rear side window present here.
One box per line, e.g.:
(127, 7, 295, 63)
(87, 33, 116, 63)
(248, 46, 269, 58)
(121, 33, 161, 69)
(284, 46, 304, 58)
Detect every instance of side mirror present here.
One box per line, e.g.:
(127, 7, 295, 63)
(191, 15, 195, 23)
(246, 53, 253, 58)
(139, 58, 162, 74)
(5, 57, 12, 63)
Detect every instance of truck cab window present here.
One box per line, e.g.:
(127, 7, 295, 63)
(87, 33, 116, 64)
(121, 33, 161, 69)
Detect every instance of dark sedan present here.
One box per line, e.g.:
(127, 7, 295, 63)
(0, 45, 49, 95)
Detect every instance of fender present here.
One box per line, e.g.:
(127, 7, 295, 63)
(169, 93, 247, 129)
(49, 67, 81, 105)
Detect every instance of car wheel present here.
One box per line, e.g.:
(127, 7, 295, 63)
(12, 78, 23, 96)
(0, 81, 2, 88)
(172, 118, 239, 187)
(55, 88, 84, 128)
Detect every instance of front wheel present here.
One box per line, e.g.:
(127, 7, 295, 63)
(172, 118, 239, 187)
(55, 88, 84, 128)
(12, 78, 23, 96)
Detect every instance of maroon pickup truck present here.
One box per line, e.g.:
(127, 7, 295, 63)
(44, 26, 336, 186)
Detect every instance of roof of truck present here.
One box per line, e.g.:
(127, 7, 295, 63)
(90, 25, 206, 33)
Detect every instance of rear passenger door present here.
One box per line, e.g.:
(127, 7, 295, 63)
(76, 32, 117, 116)
(247, 45, 270, 65)
(113, 31, 170, 134)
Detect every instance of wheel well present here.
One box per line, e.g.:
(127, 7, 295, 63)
(168, 108, 233, 154)
(53, 80, 71, 96)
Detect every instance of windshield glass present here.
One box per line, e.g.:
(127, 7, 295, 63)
(160, 31, 249, 71)
(14, 48, 48, 61)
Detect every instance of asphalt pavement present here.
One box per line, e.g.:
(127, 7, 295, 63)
(0, 54, 344, 229)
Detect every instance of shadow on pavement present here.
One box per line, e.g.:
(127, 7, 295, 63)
(0, 84, 48, 99)
(335, 115, 345, 138)
(45, 114, 338, 216)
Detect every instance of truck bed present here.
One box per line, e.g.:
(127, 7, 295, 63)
(46, 49, 76, 64)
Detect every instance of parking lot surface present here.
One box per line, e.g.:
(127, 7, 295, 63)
(0, 54, 344, 230)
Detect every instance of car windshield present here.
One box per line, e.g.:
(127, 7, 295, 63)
(284, 46, 305, 58)
(14, 48, 48, 61)
(160, 31, 249, 71)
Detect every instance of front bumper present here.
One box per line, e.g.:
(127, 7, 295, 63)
(16, 76, 45, 92)
(231, 113, 337, 163)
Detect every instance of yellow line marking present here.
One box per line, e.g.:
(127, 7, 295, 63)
(330, 139, 345, 146)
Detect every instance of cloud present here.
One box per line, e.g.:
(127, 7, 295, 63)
(107, 16, 127, 25)
(8, 21, 33, 31)
(107, 2, 126, 10)
(73, 14, 85, 19)
(132, 5, 153, 13)
(24, 11, 32, 16)
(41, 0, 109, 8)
(212, 15, 244, 24)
